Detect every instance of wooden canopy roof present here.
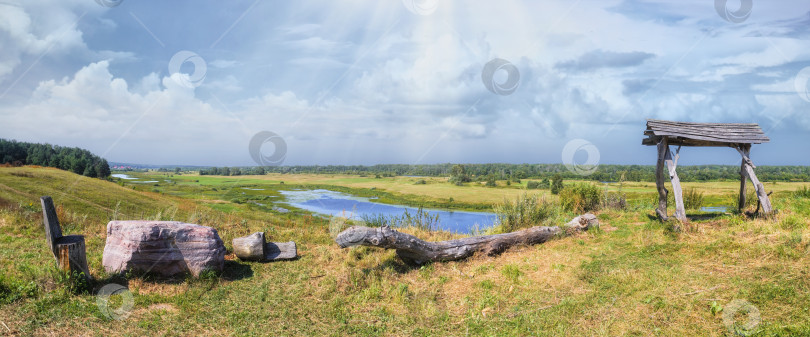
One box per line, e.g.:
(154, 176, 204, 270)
(642, 119, 769, 147)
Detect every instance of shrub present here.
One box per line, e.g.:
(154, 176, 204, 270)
(550, 175, 564, 195)
(414, 179, 426, 185)
(560, 183, 601, 213)
(526, 181, 540, 189)
(794, 186, 810, 199)
(601, 191, 627, 210)
(683, 188, 704, 210)
(485, 176, 497, 187)
(732, 188, 758, 212)
(493, 194, 558, 232)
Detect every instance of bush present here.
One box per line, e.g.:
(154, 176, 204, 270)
(732, 188, 758, 212)
(683, 188, 704, 210)
(601, 191, 627, 210)
(414, 179, 426, 185)
(560, 183, 601, 213)
(485, 176, 497, 187)
(526, 181, 540, 189)
(493, 194, 558, 232)
(794, 186, 810, 198)
(550, 175, 564, 195)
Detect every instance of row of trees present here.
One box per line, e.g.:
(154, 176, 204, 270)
(0, 139, 111, 178)
(199, 166, 268, 176)
(199, 163, 810, 182)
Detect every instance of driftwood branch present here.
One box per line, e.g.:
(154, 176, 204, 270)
(335, 214, 598, 264)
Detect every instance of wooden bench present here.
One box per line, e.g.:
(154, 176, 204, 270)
(40, 196, 91, 279)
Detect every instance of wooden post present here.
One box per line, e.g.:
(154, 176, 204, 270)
(40, 196, 91, 279)
(655, 137, 669, 220)
(664, 145, 687, 222)
(739, 145, 747, 212)
(736, 146, 773, 215)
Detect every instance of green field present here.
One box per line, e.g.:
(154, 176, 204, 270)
(1, 166, 810, 335)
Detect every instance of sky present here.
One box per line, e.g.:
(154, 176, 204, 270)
(1, 0, 809, 168)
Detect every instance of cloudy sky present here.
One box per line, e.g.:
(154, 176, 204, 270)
(1, 0, 809, 167)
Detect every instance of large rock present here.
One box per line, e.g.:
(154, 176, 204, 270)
(102, 221, 226, 277)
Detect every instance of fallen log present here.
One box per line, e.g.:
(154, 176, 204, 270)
(335, 213, 598, 264)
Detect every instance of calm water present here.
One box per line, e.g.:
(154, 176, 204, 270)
(700, 206, 730, 212)
(281, 189, 496, 234)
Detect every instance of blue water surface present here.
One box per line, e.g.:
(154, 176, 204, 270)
(280, 189, 496, 234)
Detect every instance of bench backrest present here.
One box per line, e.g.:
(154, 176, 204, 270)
(40, 196, 62, 259)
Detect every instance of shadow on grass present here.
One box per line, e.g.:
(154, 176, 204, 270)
(685, 212, 728, 221)
(361, 254, 422, 275)
(222, 260, 254, 281)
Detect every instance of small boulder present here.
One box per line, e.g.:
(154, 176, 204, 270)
(102, 221, 226, 277)
(565, 213, 598, 230)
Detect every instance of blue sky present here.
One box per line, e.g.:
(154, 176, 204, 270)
(1, 0, 809, 167)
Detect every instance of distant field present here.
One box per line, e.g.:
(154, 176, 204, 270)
(1, 167, 809, 335)
(143, 171, 810, 208)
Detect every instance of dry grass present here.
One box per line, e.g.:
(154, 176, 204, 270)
(0, 167, 808, 335)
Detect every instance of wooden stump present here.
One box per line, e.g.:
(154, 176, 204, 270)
(232, 232, 297, 262)
(232, 232, 265, 261)
(56, 235, 91, 277)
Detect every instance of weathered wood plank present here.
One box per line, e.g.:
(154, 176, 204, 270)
(335, 214, 598, 264)
(647, 119, 760, 127)
(40, 196, 62, 260)
(265, 241, 297, 261)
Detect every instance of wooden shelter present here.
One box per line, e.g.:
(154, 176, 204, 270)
(642, 119, 772, 221)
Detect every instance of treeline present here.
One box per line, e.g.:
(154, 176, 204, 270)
(196, 163, 810, 182)
(0, 139, 111, 178)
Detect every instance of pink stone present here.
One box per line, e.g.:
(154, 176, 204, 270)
(102, 221, 225, 277)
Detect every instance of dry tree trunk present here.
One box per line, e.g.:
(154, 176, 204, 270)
(335, 214, 598, 264)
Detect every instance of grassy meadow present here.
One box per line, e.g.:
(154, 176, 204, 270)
(1, 166, 809, 335)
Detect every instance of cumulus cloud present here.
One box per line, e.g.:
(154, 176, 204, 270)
(2, 0, 810, 165)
